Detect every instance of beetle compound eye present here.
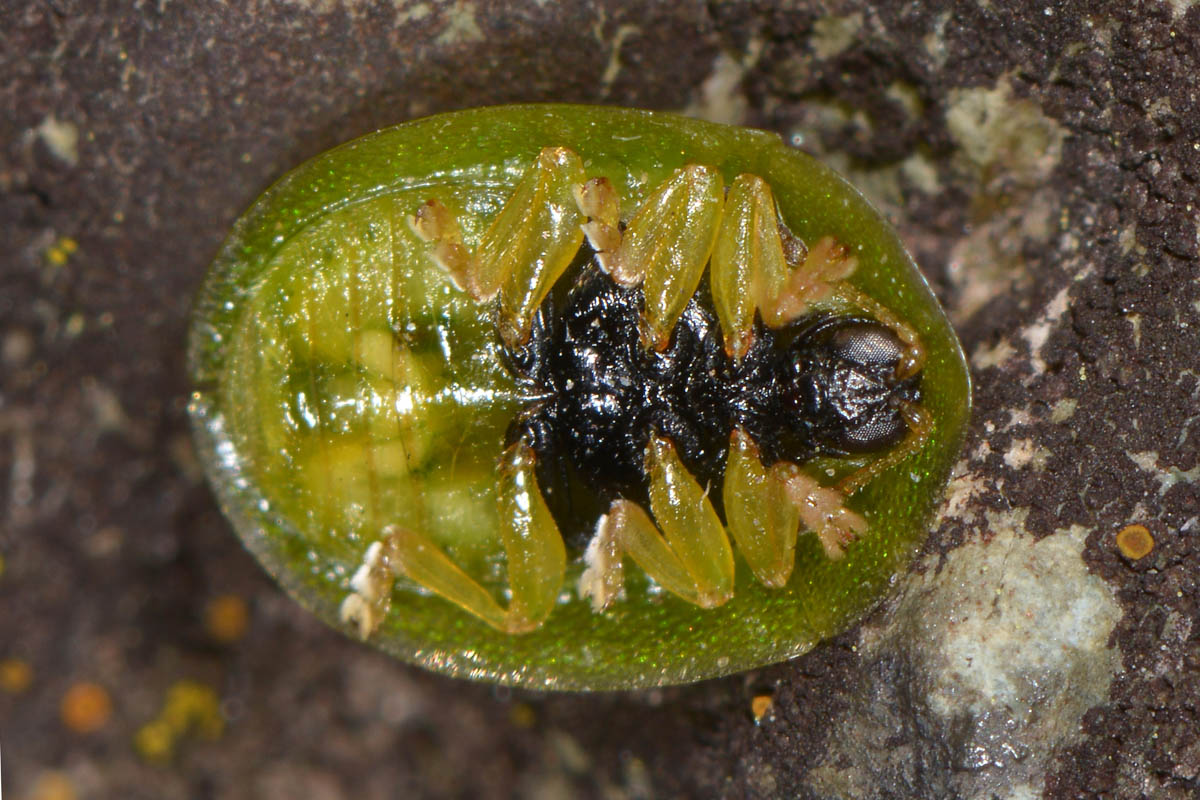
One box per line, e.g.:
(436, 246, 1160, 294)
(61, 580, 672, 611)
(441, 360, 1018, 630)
(190, 105, 970, 689)
(839, 407, 913, 452)
(830, 322, 907, 369)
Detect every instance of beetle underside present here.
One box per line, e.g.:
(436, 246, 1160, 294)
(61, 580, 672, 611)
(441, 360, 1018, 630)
(338, 147, 931, 636)
(506, 262, 923, 548)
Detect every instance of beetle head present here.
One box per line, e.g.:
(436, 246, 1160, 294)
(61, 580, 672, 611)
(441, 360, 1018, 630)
(784, 317, 921, 455)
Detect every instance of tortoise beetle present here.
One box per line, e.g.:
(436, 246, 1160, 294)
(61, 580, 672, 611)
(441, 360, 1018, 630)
(189, 105, 970, 689)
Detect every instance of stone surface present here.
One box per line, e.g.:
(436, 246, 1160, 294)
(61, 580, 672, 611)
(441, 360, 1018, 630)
(810, 519, 1123, 799)
(2, 1, 1198, 798)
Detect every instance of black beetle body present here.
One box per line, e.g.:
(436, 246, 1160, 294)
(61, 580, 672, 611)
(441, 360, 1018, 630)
(508, 263, 921, 544)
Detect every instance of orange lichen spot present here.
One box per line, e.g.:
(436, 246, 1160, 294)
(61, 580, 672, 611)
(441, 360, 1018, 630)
(27, 770, 78, 800)
(204, 593, 250, 643)
(60, 681, 112, 733)
(134, 679, 225, 764)
(1116, 524, 1154, 560)
(0, 657, 33, 693)
(750, 693, 774, 724)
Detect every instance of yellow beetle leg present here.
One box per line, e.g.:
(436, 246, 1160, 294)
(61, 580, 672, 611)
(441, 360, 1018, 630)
(340, 441, 565, 636)
(739, 203, 926, 381)
(604, 165, 724, 351)
(493, 440, 568, 631)
(710, 175, 791, 361)
(410, 147, 587, 348)
(577, 500, 699, 610)
(756, 231, 925, 379)
(643, 434, 735, 605)
(722, 428, 800, 588)
(492, 148, 588, 348)
(350, 527, 512, 634)
(578, 434, 734, 611)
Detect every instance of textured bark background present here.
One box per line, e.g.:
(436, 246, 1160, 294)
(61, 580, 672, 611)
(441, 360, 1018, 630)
(2, 1, 1198, 798)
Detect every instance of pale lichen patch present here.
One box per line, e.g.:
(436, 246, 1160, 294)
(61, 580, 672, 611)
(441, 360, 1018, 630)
(1003, 407, 1035, 430)
(35, 115, 80, 166)
(1023, 285, 1072, 375)
(2, 328, 35, 367)
(280, 0, 336, 11)
(970, 338, 1016, 370)
(84, 379, 130, 434)
(1049, 398, 1078, 424)
(937, 462, 987, 525)
(597, 24, 641, 96)
(945, 81, 1066, 186)
(900, 151, 941, 195)
(886, 82, 923, 121)
(1118, 223, 1142, 255)
(811, 515, 1123, 799)
(396, 2, 431, 23)
(945, 187, 1061, 324)
(434, 1, 484, 46)
(1003, 438, 1048, 471)
(682, 38, 763, 126)
(278, 0, 431, 17)
(922, 11, 952, 67)
(917, 518, 1121, 726)
(1127, 450, 1200, 496)
(811, 13, 863, 59)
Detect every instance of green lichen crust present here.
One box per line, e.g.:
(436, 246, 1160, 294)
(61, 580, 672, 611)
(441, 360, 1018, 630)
(188, 105, 970, 690)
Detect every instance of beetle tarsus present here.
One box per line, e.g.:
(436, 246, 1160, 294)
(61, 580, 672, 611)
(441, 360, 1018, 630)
(409, 199, 475, 294)
(339, 539, 394, 639)
(578, 513, 625, 612)
(575, 177, 621, 266)
(780, 473, 868, 560)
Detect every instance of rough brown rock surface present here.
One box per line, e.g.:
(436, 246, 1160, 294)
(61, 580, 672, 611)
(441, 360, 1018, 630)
(2, 1, 1197, 798)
